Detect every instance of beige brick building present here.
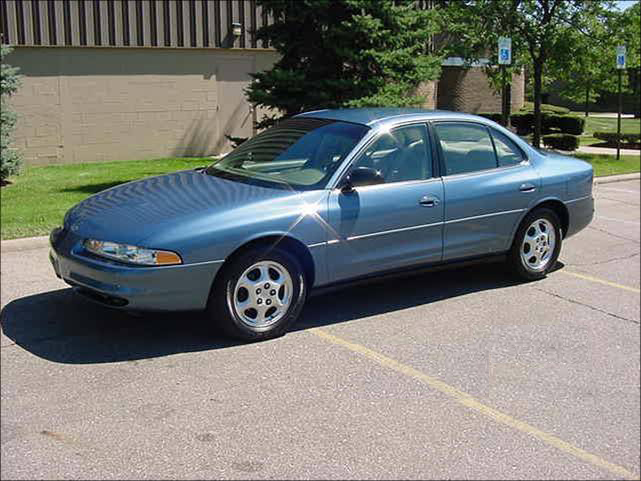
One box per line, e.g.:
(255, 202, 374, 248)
(1, 0, 523, 166)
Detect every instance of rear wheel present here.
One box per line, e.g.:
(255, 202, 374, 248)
(509, 208, 562, 281)
(208, 247, 307, 341)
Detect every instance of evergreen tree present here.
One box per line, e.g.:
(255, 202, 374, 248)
(1, 44, 22, 183)
(247, 0, 442, 129)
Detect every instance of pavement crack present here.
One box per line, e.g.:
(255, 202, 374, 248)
(587, 225, 640, 244)
(567, 251, 640, 267)
(534, 287, 639, 325)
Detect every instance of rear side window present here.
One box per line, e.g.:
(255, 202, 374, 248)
(490, 128, 525, 167)
(434, 123, 496, 175)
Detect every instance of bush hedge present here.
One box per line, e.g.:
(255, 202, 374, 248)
(542, 133, 580, 151)
(509, 112, 585, 136)
(477, 112, 503, 123)
(547, 114, 585, 135)
(594, 131, 641, 144)
(509, 112, 535, 134)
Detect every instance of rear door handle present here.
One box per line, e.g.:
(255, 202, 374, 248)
(419, 195, 440, 207)
(519, 183, 536, 193)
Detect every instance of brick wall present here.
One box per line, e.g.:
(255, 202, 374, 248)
(7, 48, 525, 166)
(437, 66, 525, 114)
(7, 47, 278, 166)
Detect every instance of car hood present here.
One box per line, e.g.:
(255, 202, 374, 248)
(65, 170, 301, 245)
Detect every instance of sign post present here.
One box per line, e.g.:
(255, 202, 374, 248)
(498, 37, 512, 127)
(616, 46, 626, 160)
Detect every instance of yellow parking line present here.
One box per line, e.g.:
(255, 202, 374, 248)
(310, 328, 640, 480)
(560, 270, 640, 294)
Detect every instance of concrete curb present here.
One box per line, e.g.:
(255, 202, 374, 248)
(576, 146, 640, 156)
(1, 173, 638, 253)
(594, 172, 640, 185)
(1, 235, 50, 253)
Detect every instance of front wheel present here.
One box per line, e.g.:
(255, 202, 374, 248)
(207, 247, 307, 341)
(508, 208, 562, 281)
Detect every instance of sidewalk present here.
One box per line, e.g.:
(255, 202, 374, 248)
(576, 145, 640, 156)
(586, 112, 635, 118)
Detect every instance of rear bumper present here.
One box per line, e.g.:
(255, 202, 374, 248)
(565, 195, 595, 239)
(49, 229, 223, 311)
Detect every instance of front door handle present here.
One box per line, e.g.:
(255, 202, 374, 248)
(519, 183, 536, 193)
(419, 195, 440, 207)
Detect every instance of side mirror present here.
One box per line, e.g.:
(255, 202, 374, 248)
(341, 167, 384, 193)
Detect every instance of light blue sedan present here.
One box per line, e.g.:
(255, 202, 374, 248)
(49, 108, 594, 340)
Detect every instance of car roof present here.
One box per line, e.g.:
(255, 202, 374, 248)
(294, 108, 481, 128)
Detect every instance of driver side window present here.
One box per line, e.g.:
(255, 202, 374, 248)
(351, 124, 432, 183)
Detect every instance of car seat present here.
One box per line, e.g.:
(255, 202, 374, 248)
(384, 129, 426, 182)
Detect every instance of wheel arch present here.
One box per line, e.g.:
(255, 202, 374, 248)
(510, 197, 570, 248)
(531, 198, 570, 238)
(213, 234, 316, 290)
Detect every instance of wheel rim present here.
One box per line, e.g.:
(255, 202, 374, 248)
(520, 218, 556, 272)
(232, 261, 294, 329)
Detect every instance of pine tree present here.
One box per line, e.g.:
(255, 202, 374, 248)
(1, 44, 22, 183)
(247, 0, 442, 129)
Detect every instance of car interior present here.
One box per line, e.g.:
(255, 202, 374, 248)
(357, 127, 429, 182)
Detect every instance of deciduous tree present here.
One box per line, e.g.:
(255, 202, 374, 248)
(441, 0, 606, 147)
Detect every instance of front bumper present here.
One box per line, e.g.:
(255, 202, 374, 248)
(49, 228, 223, 311)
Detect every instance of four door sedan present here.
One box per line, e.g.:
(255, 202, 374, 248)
(49, 108, 594, 341)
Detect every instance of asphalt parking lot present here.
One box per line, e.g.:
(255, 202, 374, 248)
(1, 180, 639, 480)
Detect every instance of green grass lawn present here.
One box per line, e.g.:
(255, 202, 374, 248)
(576, 115, 641, 146)
(573, 153, 640, 177)
(1, 157, 212, 240)
(1, 153, 638, 241)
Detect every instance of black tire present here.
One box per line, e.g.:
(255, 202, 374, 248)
(508, 208, 562, 281)
(207, 246, 307, 341)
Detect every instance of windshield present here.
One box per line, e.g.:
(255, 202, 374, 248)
(206, 118, 369, 190)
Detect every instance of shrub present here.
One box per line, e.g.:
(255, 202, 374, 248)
(510, 112, 535, 134)
(520, 101, 570, 114)
(477, 112, 502, 123)
(542, 134, 580, 151)
(594, 131, 641, 144)
(1, 44, 22, 182)
(624, 133, 641, 144)
(511, 112, 585, 136)
(546, 114, 585, 135)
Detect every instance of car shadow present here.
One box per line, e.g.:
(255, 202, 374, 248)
(0, 262, 562, 365)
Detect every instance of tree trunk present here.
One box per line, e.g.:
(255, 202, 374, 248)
(584, 82, 590, 117)
(533, 61, 543, 148)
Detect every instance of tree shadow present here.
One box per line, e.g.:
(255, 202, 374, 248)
(59, 181, 131, 195)
(1, 262, 559, 365)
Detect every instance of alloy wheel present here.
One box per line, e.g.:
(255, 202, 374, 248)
(232, 261, 294, 328)
(520, 218, 556, 272)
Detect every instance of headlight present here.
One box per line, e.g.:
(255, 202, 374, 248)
(84, 239, 182, 266)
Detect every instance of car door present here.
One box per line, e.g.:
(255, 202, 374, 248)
(327, 123, 444, 282)
(432, 121, 540, 261)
